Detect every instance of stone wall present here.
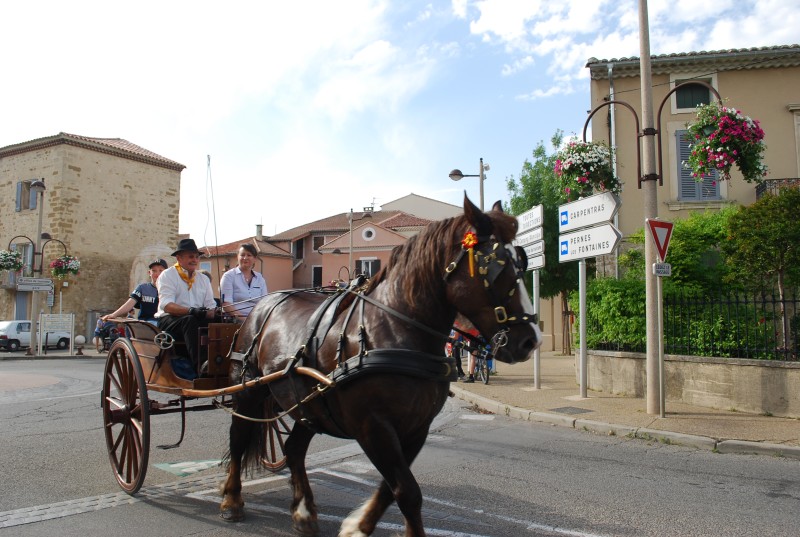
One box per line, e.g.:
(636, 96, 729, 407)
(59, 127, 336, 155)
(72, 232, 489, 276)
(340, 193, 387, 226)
(1, 140, 181, 337)
(582, 350, 800, 418)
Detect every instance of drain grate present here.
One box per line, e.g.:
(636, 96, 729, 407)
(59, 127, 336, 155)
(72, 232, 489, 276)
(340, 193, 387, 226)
(549, 406, 593, 415)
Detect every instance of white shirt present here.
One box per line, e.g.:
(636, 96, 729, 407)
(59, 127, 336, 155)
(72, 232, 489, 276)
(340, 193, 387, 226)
(219, 267, 267, 318)
(155, 265, 217, 317)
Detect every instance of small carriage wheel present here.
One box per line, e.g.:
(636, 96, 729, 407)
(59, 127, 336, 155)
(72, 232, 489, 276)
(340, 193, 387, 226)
(101, 338, 150, 494)
(260, 394, 293, 472)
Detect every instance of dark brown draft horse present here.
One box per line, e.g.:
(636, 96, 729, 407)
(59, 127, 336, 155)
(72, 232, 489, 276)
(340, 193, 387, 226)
(220, 196, 542, 536)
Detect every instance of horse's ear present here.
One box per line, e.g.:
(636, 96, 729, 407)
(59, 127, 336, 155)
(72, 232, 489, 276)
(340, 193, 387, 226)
(491, 200, 504, 213)
(463, 193, 492, 234)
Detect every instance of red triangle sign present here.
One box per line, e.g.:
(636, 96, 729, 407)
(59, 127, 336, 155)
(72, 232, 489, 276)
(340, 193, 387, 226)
(647, 219, 674, 261)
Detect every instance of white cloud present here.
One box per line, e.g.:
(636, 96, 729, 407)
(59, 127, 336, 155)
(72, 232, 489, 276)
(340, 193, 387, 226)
(501, 56, 535, 76)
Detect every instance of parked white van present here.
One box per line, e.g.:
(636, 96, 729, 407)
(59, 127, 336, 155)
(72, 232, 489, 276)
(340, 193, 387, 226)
(0, 320, 70, 351)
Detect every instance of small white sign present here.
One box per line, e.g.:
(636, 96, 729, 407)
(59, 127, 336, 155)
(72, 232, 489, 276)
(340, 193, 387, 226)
(558, 192, 620, 233)
(558, 223, 622, 262)
(653, 262, 672, 277)
(41, 314, 73, 332)
(527, 254, 545, 270)
(17, 277, 53, 286)
(17, 283, 54, 292)
(514, 227, 543, 247)
(523, 240, 544, 258)
(517, 204, 543, 233)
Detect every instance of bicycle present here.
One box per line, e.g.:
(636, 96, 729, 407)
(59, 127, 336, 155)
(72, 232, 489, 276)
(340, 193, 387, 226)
(473, 344, 493, 384)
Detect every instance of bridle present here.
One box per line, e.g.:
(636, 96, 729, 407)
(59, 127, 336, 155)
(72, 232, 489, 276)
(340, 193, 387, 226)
(444, 231, 535, 349)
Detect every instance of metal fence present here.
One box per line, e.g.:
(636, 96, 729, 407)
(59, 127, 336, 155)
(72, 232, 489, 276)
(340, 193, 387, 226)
(590, 288, 800, 361)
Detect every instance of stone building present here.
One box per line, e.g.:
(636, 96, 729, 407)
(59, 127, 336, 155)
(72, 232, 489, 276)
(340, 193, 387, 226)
(0, 132, 184, 338)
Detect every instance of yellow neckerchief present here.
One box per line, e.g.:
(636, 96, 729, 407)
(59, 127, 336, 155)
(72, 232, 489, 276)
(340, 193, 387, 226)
(174, 262, 195, 291)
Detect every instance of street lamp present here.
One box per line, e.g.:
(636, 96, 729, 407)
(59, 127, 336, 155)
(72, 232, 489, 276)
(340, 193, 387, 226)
(449, 158, 489, 211)
(27, 179, 46, 356)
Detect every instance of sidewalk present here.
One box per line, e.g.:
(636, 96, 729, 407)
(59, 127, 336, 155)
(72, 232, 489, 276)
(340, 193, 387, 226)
(451, 351, 800, 459)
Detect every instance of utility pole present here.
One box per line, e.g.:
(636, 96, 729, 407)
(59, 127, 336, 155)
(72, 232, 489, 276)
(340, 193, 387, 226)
(638, 0, 660, 414)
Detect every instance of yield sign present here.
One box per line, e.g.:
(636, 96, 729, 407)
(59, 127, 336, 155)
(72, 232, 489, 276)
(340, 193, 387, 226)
(647, 219, 674, 261)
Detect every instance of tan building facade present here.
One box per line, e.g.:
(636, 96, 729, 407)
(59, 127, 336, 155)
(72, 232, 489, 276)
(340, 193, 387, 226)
(537, 45, 800, 353)
(0, 133, 184, 338)
(586, 44, 800, 238)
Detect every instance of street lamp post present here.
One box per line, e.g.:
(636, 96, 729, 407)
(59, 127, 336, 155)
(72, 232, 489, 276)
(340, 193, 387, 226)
(27, 179, 46, 356)
(348, 208, 353, 277)
(449, 158, 489, 211)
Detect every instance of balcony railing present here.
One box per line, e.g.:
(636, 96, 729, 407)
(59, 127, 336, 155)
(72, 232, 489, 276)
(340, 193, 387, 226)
(755, 177, 800, 199)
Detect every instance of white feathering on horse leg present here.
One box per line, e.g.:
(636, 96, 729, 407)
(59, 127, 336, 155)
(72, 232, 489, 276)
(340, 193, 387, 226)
(339, 500, 370, 537)
(294, 497, 311, 521)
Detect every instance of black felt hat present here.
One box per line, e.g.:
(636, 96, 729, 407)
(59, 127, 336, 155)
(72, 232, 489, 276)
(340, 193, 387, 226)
(171, 238, 202, 256)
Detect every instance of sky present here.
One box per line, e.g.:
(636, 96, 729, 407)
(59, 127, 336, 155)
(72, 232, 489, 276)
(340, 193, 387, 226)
(3, 0, 799, 246)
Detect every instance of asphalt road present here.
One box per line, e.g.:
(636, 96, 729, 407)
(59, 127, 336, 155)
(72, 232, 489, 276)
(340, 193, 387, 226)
(1, 358, 798, 536)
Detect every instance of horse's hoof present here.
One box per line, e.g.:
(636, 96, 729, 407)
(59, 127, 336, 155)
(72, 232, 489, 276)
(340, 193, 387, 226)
(292, 518, 319, 536)
(220, 507, 245, 522)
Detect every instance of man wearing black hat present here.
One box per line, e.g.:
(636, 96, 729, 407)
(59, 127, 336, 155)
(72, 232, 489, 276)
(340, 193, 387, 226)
(155, 239, 217, 370)
(102, 258, 168, 327)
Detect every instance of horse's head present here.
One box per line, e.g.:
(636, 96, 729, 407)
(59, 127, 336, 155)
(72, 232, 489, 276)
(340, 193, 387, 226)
(445, 195, 542, 363)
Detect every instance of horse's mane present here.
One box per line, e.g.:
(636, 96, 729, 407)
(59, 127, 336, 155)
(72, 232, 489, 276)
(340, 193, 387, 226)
(365, 214, 468, 310)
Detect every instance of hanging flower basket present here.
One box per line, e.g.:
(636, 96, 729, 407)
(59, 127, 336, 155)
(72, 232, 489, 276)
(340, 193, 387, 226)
(0, 250, 23, 273)
(684, 101, 767, 183)
(554, 139, 621, 201)
(50, 255, 80, 279)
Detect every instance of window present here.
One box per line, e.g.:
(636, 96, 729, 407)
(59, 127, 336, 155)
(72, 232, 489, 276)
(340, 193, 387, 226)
(15, 180, 39, 212)
(313, 235, 331, 251)
(293, 238, 304, 260)
(677, 130, 719, 201)
(670, 73, 716, 114)
(361, 227, 376, 241)
(312, 266, 322, 287)
(675, 79, 711, 109)
(357, 258, 380, 278)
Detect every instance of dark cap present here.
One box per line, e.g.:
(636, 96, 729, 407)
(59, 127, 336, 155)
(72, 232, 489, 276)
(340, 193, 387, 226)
(148, 258, 168, 269)
(171, 238, 203, 257)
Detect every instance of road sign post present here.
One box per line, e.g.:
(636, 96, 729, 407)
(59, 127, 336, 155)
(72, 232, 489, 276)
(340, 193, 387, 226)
(646, 219, 674, 419)
(558, 192, 623, 398)
(515, 204, 544, 389)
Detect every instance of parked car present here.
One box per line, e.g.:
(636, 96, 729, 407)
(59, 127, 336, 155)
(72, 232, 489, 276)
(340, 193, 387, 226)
(0, 320, 70, 351)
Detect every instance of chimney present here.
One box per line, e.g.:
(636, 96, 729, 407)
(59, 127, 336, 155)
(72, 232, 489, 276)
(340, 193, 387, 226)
(256, 224, 264, 241)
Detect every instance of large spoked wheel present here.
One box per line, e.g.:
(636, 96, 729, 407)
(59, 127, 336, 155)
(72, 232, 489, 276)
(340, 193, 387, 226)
(260, 394, 293, 472)
(101, 338, 150, 494)
(477, 358, 490, 385)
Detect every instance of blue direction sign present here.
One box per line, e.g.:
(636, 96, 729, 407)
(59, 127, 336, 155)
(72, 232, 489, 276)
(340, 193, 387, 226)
(559, 223, 622, 262)
(559, 192, 620, 233)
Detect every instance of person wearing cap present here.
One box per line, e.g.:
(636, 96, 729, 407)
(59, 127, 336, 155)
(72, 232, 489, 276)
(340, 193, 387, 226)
(102, 258, 167, 326)
(155, 238, 217, 369)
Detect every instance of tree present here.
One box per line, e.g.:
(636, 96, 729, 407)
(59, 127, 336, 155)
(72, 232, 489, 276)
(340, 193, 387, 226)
(722, 188, 800, 349)
(506, 130, 584, 352)
(619, 208, 735, 294)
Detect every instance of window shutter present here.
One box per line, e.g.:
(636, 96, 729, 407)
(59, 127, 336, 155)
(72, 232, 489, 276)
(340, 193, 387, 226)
(29, 185, 37, 210)
(16, 182, 23, 212)
(677, 130, 719, 201)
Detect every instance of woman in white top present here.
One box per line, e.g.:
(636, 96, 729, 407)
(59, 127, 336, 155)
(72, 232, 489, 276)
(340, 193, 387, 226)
(219, 243, 268, 322)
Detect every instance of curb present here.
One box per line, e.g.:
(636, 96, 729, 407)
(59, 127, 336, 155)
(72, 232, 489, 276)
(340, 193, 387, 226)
(450, 386, 798, 459)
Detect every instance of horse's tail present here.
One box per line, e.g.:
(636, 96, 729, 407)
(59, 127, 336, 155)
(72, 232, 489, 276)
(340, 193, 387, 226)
(222, 386, 268, 476)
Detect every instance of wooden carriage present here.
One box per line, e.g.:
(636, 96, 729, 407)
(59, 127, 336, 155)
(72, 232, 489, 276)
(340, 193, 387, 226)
(100, 318, 332, 494)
